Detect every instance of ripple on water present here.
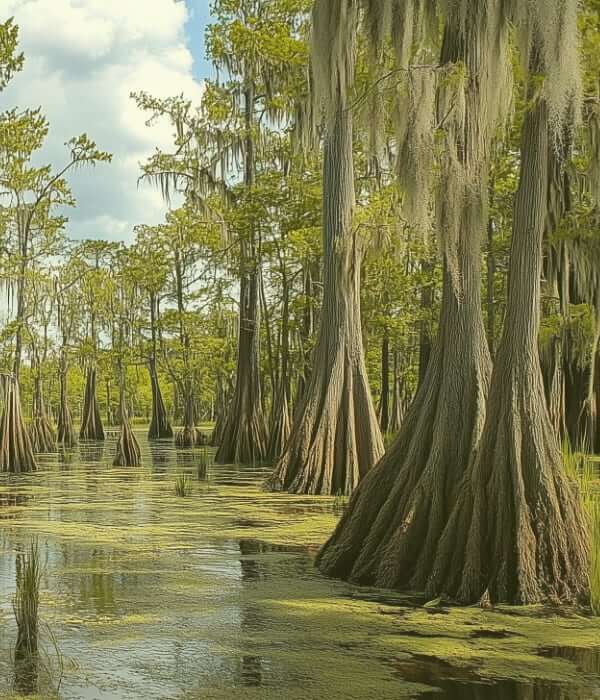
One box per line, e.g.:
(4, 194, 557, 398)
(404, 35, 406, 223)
(0, 433, 598, 699)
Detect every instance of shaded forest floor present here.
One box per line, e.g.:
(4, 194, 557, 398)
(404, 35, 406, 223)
(0, 433, 598, 699)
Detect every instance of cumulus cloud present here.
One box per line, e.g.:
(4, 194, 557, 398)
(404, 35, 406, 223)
(2, 0, 205, 242)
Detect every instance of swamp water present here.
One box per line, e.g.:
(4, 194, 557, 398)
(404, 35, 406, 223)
(0, 433, 598, 699)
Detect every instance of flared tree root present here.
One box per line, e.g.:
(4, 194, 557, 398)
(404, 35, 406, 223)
(148, 372, 173, 440)
(113, 418, 142, 467)
(29, 415, 56, 453)
(317, 303, 491, 588)
(57, 403, 77, 447)
(80, 367, 105, 441)
(0, 378, 37, 473)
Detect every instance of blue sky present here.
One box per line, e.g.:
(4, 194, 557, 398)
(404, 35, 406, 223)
(185, 0, 214, 80)
(4, 0, 211, 243)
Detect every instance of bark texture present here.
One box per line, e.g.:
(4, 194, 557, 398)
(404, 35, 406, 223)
(29, 378, 56, 453)
(266, 102, 384, 495)
(79, 366, 105, 441)
(389, 350, 405, 434)
(214, 84, 268, 465)
(148, 370, 173, 440)
(0, 377, 36, 473)
(57, 355, 77, 447)
(317, 7, 496, 578)
(425, 96, 590, 604)
(266, 384, 291, 461)
(175, 381, 200, 447)
(378, 331, 390, 433)
(113, 408, 142, 467)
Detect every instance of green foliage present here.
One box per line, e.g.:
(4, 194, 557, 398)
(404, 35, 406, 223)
(561, 439, 600, 614)
(0, 18, 24, 90)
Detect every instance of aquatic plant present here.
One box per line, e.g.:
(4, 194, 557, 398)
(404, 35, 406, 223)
(333, 490, 348, 514)
(197, 447, 212, 479)
(13, 541, 41, 694)
(174, 473, 191, 497)
(562, 440, 600, 614)
(589, 496, 600, 615)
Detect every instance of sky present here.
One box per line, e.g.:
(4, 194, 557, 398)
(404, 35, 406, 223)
(2, 0, 212, 243)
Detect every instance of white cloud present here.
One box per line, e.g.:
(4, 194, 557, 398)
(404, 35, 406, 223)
(2, 0, 204, 242)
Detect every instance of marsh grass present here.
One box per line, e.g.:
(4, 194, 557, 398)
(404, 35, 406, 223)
(589, 497, 600, 615)
(197, 447, 212, 480)
(13, 541, 41, 693)
(562, 440, 600, 614)
(333, 490, 349, 514)
(174, 473, 191, 497)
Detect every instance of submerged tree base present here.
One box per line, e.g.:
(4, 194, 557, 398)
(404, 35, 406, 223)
(148, 373, 173, 440)
(0, 378, 37, 474)
(175, 426, 202, 448)
(57, 404, 77, 448)
(427, 338, 590, 605)
(29, 416, 56, 454)
(113, 420, 142, 467)
(80, 367, 105, 441)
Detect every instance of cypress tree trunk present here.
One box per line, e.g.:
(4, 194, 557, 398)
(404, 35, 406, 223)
(317, 8, 495, 577)
(389, 349, 404, 434)
(215, 84, 268, 464)
(267, 268, 292, 460)
(4, 213, 37, 473)
(148, 294, 172, 440)
(113, 397, 142, 467)
(148, 370, 172, 440)
(0, 377, 36, 473)
(427, 93, 590, 605)
(294, 261, 317, 409)
(210, 374, 228, 447)
(29, 375, 56, 453)
(79, 366, 105, 441)
(418, 262, 433, 388)
(57, 354, 76, 447)
(266, 101, 384, 495)
(175, 379, 200, 447)
(542, 334, 567, 439)
(379, 330, 390, 433)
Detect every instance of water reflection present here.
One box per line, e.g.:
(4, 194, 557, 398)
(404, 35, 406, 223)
(239, 538, 312, 581)
(14, 640, 38, 696)
(79, 441, 104, 464)
(0, 492, 29, 515)
(0, 435, 597, 700)
(149, 441, 170, 474)
(396, 653, 599, 699)
(58, 447, 76, 468)
(540, 645, 600, 675)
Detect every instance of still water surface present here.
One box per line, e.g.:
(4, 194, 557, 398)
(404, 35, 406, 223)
(0, 434, 599, 699)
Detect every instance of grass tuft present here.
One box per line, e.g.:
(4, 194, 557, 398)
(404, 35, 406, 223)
(587, 495, 600, 616)
(197, 447, 212, 480)
(333, 490, 349, 514)
(174, 473, 191, 498)
(562, 439, 600, 614)
(13, 540, 42, 693)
